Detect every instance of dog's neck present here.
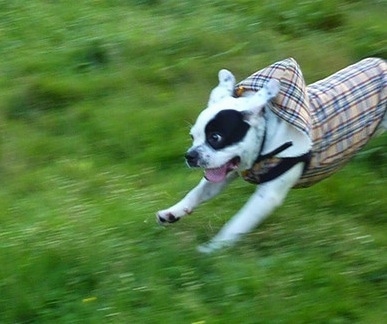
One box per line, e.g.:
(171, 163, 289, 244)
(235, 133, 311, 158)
(240, 110, 267, 171)
(257, 107, 293, 160)
(241, 106, 294, 173)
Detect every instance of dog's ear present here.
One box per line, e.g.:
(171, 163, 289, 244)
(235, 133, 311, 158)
(242, 79, 280, 123)
(207, 69, 236, 106)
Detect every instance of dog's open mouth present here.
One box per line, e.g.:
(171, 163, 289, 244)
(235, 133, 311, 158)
(204, 157, 240, 183)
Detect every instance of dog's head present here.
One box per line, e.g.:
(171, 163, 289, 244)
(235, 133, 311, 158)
(185, 69, 280, 183)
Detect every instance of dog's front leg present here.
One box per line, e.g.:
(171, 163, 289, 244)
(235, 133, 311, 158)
(157, 172, 238, 224)
(198, 164, 304, 253)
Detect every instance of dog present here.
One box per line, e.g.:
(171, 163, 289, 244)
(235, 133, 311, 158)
(157, 57, 387, 253)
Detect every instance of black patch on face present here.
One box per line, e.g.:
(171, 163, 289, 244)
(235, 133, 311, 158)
(205, 110, 250, 150)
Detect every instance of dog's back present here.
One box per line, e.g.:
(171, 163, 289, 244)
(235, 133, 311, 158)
(301, 58, 387, 186)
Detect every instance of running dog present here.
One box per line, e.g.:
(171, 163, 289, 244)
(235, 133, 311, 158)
(157, 58, 387, 253)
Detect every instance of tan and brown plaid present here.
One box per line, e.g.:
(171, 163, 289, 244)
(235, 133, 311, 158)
(235, 57, 387, 187)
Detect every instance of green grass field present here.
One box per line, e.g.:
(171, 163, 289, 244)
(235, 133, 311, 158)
(1, 0, 386, 322)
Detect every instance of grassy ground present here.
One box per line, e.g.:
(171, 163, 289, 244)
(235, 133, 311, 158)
(0, 0, 386, 322)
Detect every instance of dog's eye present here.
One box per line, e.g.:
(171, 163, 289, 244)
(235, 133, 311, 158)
(210, 132, 223, 143)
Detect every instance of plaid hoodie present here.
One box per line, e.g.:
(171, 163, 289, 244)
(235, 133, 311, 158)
(236, 58, 387, 188)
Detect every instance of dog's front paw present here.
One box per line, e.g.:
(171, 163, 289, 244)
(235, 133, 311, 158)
(156, 210, 180, 225)
(156, 206, 191, 225)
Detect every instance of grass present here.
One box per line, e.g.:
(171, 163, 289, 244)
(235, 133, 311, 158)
(0, 0, 386, 322)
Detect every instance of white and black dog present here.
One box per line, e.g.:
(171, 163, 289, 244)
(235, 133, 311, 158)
(157, 58, 387, 253)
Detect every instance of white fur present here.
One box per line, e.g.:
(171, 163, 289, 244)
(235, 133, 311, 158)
(208, 69, 236, 106)
(157, 69, 387, 254)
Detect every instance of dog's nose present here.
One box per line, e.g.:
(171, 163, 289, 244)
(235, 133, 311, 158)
(185, 149, 199, 167)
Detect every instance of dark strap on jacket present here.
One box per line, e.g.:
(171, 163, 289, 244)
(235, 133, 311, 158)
(256, 141, 293, 163)
(245, 105, 311, 184)
(258, 151, 312, 183)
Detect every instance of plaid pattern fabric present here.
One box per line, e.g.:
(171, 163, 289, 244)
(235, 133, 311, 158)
(235, 58, 311, 138)
(236, 58, 387, 188)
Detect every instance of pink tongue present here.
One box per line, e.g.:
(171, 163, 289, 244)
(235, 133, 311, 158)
(205, 164, 229, 183)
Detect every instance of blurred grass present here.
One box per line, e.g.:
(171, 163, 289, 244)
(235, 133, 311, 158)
(0, 0, 386, 322)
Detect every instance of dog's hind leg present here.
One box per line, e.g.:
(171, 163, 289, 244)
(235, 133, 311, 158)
(198, 163, 304, 253)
